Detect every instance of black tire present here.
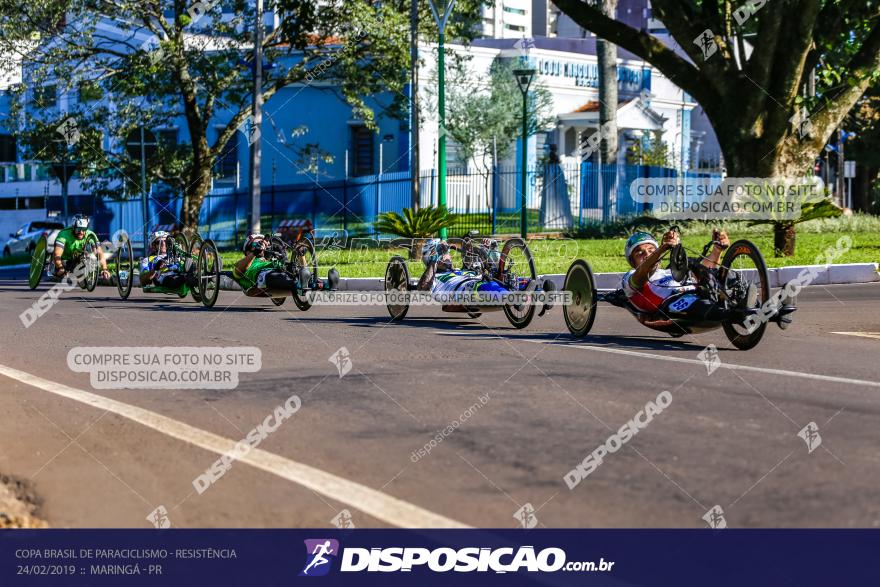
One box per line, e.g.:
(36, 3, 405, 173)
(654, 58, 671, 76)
(290, 237, 318, 311)
(563, 260, 598, 338)
(197, 239, 221, 308)
(28, 235, 47, 290)
(271, 297, 286, 306)
(81, 233, 100, 292)
(719, 239, 770, 350)
(467, 312, 482, 319)
(187, 233, 203, 303)
(497, 238, 537, 329)
(385, 256, 410, 321)
(115, 234, 133, 300)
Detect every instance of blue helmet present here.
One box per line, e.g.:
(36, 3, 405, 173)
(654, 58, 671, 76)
(625, 231, 658, 265)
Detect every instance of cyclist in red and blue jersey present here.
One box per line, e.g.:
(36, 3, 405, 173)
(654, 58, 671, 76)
(622, 228, 730, 314)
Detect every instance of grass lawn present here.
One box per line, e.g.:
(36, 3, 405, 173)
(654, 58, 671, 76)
(215, 230, 880, 277)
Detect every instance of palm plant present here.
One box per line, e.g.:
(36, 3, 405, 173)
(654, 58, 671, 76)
(374, 206, 458, 259)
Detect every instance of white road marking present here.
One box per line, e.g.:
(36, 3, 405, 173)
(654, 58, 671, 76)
(831, 332, 880, 341)
(0, 363, 468, 529)
(527, 341, 880, 388)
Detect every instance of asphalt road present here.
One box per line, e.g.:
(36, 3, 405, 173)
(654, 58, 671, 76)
(0, 269, 879, 529)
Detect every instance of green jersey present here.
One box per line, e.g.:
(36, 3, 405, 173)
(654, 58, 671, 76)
(232, 257, 275, 291)
(54, 227, 97, 261)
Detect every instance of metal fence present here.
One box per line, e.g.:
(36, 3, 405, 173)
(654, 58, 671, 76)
(53, 163, 721, 245)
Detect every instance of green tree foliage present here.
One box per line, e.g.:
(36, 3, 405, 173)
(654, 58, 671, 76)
(0, 0, 485, 228)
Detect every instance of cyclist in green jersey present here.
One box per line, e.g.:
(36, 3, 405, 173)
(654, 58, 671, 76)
(232, 234, 303, 295)
(52, 214, 110, 281)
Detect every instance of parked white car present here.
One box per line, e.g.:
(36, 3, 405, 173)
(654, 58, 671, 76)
(3, 220, 64, 257)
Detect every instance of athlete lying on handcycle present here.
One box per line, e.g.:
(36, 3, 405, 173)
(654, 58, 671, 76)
(233, 234, 303, 296)
(416, 237, 506, 296)
(53, 214, 110, 282)
(139, 231, 197, 293)
(615, 227, 794, 337)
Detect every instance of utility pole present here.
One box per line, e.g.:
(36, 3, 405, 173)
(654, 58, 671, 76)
(428, 0, 458, 239)
(248, 0, 264, 236)
(410, 0, 420, 212)
(140, 126, 148, 256)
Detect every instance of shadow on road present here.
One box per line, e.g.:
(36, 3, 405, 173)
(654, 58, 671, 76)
(280, 315, 487, 331)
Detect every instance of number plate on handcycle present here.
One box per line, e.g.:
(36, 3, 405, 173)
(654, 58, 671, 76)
(669, 294, 699, 313)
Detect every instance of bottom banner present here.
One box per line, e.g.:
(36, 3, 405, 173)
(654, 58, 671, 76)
(1, 529, 875, 586)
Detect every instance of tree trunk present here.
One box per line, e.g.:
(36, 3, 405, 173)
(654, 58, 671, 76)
(182, 164, 212, 230)
(596, 0, 618, 164)
(773, 222, 796, 257)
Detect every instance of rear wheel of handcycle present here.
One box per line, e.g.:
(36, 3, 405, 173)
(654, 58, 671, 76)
(497, 238, 537, 329)
(563, 260, 598, 338)
(187, 233, 203, 303)
(197, 239, 221, 308)
(28, 235, 47, 290)
(290, 237, 318, 311)
(115, 233, 134, 300)
(81, 233, 100, 292)
(384, 256, 410, 321)
(271, 297, 286, 306)
(719, 239, 770, 350)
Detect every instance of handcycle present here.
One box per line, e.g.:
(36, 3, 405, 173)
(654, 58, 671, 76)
(562, 228, 796, 350)
(234, 232, 338, 310)
(383, 232, 554, 329)
(114, 230, 222, 308)
(28, 231, 100, 292)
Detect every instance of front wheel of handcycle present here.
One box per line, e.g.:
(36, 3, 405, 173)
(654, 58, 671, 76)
(196, 239, 221, 308)
(719, 239, 770, 350)
(290, 237, 318, 311)
(384, 256, 410, 321)
(81, 233, 100, 292)
(271, 297, 286, 306)
(28, 235, 48, 290)
(563, 260, 598, 338)
(115, 233, 134, 299)
(187, 233, 203, 303)
(497, 238, 537, 329)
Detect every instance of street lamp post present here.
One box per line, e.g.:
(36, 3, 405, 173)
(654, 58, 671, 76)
(428, 0, 457, 239)
(513, 67, 536, 239)
(249, 0, 264, 236)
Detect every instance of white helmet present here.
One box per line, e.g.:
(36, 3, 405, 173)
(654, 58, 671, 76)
(149, 230, 170, 250)
(72, 214, 89, 231)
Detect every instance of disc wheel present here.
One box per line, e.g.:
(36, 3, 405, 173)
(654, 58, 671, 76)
(81, 233, 100, 292)
(28, 235, 47, 290)
(187, 234, 203, 303)
(497, 238, 537, 329)
(719, 239, 770, 350)
(197, 239, 221, 308)
(384, 256, 410, 321)
(563, 260, 598, 338)
(290, 237, 318, 311)
(115, 233, 133, 299)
